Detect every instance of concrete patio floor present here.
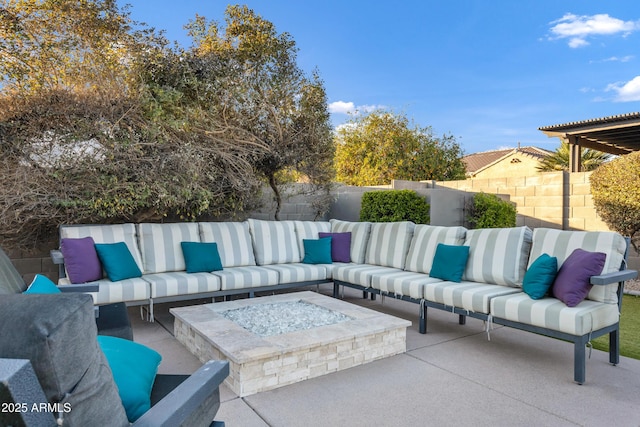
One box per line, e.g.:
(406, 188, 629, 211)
(132, 284, 640, 427)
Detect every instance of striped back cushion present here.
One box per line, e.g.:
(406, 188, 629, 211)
(463, 226, 532, 287)
(198, 222, 256, 267)
(365, 222, 416, 269)
(404, 225, 467, 274)
(60, 224, 143, 271)
(137, 223, 200, 274)
(293, 221, 332, 259)
(330, 219, 372, 264)
(247, 219, 301, 265)
(529, 228, 627, 304)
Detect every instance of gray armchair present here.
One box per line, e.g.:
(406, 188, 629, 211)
(0, 246, 133, 340)
(0, 293, 228, 426)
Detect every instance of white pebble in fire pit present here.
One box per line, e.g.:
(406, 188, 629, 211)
(221, 300, 353, 337)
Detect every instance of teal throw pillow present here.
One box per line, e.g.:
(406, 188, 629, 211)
(181, 241, 223, 273)
(303, 237, 333, 264)
(429, 244, 470, 282)
(523, 253, 557, 299)
(94, 242, 142, 282)
(23, 274, 61, 294)
(97, 335, 162, 422)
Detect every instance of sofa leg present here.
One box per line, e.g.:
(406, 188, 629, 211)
(370, 293, 376, 301)
(574, 338, 587, 384)
(362, 290, 367, 299)
(458, 314, 466, 325)
(333, 283, 340, 298)
(609, 329, 620, 366)
(419, 305, 426, 334)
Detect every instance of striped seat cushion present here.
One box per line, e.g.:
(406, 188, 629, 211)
(59, 277, 150, 305)
(365, 221, 415, 269)
(371, 271, 442, 300)
(333, 264, 402, 288)
(137, 223, 200, 274)
(424, 281, 521, 314)
(404, 225, 467, 274)
(329, 220, 372, 264)
(529, 228, 627, 304)
(60, 224, 143, 273)
(490, 293, 620, 336)
(262, 263, 328, 284)
(463, 226, 532, 287)
(144, 272, 221, 299)
(293, 221, 332, 259)
(212, 266, 279, 291)
(247, 219, 301, 265)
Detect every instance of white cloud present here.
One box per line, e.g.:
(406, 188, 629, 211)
(328, 101, 355, 114)
(606, 75, 640, 102)
(328, 100, 387, 115)
(548, 13, 640, 48)
(591, 55, 635, 63)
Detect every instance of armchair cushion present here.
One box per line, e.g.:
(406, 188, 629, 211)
(98, 335, 162, 422)
(23, 274, 61, 294)
(60, 236, 102, 283)
(0, 294, 129, 426)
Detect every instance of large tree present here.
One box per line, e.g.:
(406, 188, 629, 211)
(537, 141, 610, 172)
(334, 110, 466, 186)
(184, 6, 334, 220)
(0, 2, 331, 248)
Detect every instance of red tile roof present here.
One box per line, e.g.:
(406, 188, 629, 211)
(463, 146, 551, 174)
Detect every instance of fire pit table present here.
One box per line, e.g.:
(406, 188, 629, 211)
(171, 291, 411, 396)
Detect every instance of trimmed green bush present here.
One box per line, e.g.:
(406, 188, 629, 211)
(359, 190, 430, 223)
(590, 151, 640, 251)
(467, 192, 516, 229)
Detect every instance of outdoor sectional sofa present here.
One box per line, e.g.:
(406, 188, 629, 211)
(51, 218, 637, 384)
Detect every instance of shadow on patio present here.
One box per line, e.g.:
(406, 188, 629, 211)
(132, 284, 640, 427)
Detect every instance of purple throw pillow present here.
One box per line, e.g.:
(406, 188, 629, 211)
(552, 248, 606, 307)
(318, 232, 352, 263)
(60, 237, 103, 283)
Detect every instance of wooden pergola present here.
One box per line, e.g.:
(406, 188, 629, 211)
(539, 112, 640, 172)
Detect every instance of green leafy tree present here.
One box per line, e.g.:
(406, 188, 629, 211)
(335, 110, 466, 186)
(537, 141, 610, 172)
(590, 151, 640, 251)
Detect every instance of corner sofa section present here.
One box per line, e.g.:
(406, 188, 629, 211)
(330, 220, 636, 384)
(53, 218, 637, 383)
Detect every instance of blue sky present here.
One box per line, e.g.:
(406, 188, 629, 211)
(118, 1, 640, 155)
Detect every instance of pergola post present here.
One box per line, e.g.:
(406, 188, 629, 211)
(566, 135, 582, 173)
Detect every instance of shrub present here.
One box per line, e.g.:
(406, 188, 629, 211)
(359, 190, 430, 223)
(590, 151, 640, 251)
(467, 192, 516, 229)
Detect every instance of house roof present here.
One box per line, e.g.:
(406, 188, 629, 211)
(539, 112, 640, 156)
(463, 146, 551, 175)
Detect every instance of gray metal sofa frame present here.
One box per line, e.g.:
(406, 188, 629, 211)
(334, 239, 637, 385)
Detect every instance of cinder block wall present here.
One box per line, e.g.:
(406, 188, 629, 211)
(436, 171, 639, 269)
(5, 173, 638, 282)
